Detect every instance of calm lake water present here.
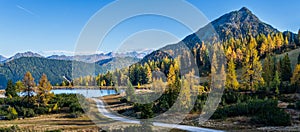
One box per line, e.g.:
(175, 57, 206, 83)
(14, 89, 120, 98)
(51, 89, 120, 98)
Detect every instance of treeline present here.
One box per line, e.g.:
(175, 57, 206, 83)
(73, 31, 300, 92)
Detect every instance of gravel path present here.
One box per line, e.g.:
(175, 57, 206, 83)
(92, 98, 223, 132)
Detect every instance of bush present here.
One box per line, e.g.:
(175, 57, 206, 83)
(15, 107, 36, 118)
(211, 99, 292, 126)
(25, 108, 35, 117)
(221, 92, 260, 106)
(0, 107, 8, 116)
(296, 101, 300, 110)
(52, 103, 59, 113)
(0, 99, 5, 105)
(287, 104, 295, 109)
(68, 112, 82, 118)
(192, 94, 208, 112)
(70, 103, 83, 113)
(7, 107, 18, 120)
(35, 107, 49, 115)
(251, 109, 291, 126)
(120, 98, 128, 103)
(212, 99, 277, 119)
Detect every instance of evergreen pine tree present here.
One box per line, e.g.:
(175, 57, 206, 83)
(140, 102, 154, 119)
(5, 80, 18, 98)
(262, 54, 274, 89)
(273, 71, 281, 94)
(281, 54, 292, 82)
(125, 79, 135, 102)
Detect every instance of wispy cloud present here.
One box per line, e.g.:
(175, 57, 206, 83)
(16, 5, 35, 16)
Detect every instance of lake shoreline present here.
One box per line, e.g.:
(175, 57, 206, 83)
(52, 86, 116, 89)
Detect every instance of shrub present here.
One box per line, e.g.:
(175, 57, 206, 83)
(25, 108, 35, 117)
(251, 109, 291, 126)
(211, 99, 292, 126)
(191, 94, 208, 112)
(64, 112, 82, 118)
(287, 104, 295, 109)
(0, 99, 5, 105)
(7, 107, 18, 120)
(0, 107, 8, 116)
(35, 107, 49, 115)
(296, 101, 300, 110)
(120, 98, 128, 103)
(70, 103, 83, 113)
(16, 107, 25, 117)
(16, 107, 36, 117)
(52, 103, 59, 113)
(212, 99, 277, 119)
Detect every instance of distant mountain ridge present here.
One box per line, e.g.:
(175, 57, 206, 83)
(47, 51, 150, 63)
(3, 50, 152, 63)
(0, 55, 6, 62)
(5, 51, 44, 62)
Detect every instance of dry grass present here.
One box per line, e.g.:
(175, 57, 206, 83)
(0, 98, 173, 131)
(275, 48, 300, 69)
(0, 114, 100, 131)
(101, 94, 133, 112)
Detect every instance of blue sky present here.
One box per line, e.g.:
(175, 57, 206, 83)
(0, 0, 299, 57)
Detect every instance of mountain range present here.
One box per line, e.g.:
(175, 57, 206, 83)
(1, 50, 152, 63)
(0, 7, 299, 89)
(47, 50, 152, 63)
(0, 55, 6, 62)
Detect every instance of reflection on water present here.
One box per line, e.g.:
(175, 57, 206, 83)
(51, 89, 120, 98)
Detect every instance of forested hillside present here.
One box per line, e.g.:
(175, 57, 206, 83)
(0, 57, 139, 89)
